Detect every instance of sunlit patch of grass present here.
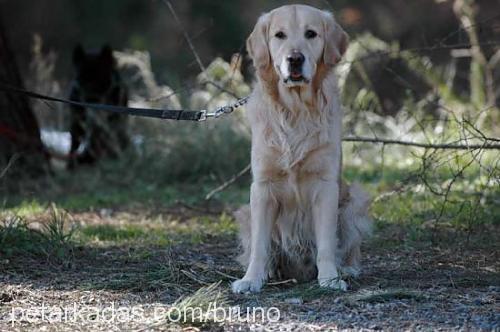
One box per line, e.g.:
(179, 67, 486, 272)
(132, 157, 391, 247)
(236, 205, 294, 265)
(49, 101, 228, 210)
(372, 187, 500, 231)
(80, 224, 146, 241)
(76, 212, 237, 247)
(152, 213, 238, 245)
(342, 149, 500, 235)
(77, 223, 172, 247)
(199, 213, 238, 236)
(4, 200, 45, 218)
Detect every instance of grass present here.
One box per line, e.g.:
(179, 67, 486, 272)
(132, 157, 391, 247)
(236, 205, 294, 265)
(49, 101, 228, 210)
(115, 213, 239, 245)
(6, 200, 45, 217)
(4, 210, 234, 253)
(1, 165, 498, 330)
(167, 282, 229, 326)
(0, 205, 237, 299)
(0, 205, 75, 264)
(2, 169, 249, 212)
(342, 146, 500, 234)
(80, 224, 150, 242)
(3, 156, 498, 251)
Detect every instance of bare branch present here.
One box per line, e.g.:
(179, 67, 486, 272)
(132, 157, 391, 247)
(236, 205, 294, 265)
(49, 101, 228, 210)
(163, 0, 241, 99)
(163, 0, 206, 72)
(342, 136, 500, 150)
(204, 133, 500, 200)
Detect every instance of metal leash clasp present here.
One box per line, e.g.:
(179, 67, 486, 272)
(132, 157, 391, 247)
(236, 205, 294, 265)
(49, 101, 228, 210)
(198, 106, 229, 121)
(198, 97, 249, 122)
(198, 109, 221, 122)
(198, 110, 208, 121)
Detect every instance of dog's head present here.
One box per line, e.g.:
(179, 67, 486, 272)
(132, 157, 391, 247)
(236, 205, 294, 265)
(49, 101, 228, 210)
(247, 5, 348, 88)
(72, 44, 117, 102)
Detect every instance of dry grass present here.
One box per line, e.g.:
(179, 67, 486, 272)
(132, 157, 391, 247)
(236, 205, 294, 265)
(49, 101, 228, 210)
(166, 281, 229, 326)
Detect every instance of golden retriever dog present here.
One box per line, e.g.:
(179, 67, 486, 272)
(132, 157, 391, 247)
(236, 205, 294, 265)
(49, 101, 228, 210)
(232, 5, 372, 294)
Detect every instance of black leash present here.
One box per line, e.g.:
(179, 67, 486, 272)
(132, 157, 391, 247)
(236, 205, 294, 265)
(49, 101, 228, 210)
(0, 82, 248, 122)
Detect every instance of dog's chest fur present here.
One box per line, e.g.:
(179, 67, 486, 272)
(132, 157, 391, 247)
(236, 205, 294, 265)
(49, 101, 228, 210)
(249, 86, 341, 203)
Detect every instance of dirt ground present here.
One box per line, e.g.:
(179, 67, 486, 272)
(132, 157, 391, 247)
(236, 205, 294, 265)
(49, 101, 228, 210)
(0, 205, 499, 331)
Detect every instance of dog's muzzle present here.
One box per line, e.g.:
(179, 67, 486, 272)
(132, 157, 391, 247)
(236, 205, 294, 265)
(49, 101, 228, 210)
(284, 51, 309, 83)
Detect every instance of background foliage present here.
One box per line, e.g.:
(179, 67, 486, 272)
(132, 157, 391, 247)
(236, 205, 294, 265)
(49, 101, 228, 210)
(1, 0, 499, 231)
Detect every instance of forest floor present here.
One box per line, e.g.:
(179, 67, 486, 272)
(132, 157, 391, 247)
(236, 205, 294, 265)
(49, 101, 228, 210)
(1, 202, 498, 331)
(0, 165, 499, 331)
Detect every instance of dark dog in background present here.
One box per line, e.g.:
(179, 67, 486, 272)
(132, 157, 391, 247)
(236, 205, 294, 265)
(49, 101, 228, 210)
(68, 44, 129, 168)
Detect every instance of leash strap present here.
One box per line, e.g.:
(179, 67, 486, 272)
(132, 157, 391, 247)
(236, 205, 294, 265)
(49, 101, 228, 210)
(0, 82, 206, 121)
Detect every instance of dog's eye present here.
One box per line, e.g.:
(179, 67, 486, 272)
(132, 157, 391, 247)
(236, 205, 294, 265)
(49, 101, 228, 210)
(275, 31, 286, 39)
(305, 29, 318, 39)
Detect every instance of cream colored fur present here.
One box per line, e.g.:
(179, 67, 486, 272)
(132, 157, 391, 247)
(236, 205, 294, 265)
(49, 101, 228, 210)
(232, 5, 372, 294)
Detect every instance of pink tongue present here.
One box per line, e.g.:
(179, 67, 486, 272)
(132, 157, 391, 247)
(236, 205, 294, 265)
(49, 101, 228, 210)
(290, 72, 302, 79)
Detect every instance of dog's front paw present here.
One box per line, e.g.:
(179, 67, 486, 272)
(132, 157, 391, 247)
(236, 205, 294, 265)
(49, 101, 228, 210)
(232, 278, 264, 294)
(318, 277, 348, 291)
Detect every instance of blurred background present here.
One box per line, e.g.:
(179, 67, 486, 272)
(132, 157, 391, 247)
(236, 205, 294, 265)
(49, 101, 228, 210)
(3, 0, 500, 95)
(0, 0, 499, 231)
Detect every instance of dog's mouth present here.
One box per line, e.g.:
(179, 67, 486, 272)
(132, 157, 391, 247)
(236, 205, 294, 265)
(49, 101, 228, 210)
(284, 71, 310, 84)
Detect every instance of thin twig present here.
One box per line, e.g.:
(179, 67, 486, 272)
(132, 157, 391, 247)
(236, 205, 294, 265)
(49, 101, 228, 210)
(0, 154, 20, 179)
(205, 163, 251, 200)
(268, 279, 298, 286)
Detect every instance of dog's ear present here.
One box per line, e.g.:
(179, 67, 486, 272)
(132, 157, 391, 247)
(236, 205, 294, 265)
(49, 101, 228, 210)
(322, 13, 349, 66)
(73, 44, 85, 66)
(100, 44, 115, 67)
(246, 13, 271, 70)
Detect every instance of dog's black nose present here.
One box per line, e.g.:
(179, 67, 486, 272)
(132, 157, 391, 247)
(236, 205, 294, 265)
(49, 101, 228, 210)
(287, 51, 305, 67)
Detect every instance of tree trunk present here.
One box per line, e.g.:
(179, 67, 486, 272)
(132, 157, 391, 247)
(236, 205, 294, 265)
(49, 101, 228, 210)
(0, 15, 47, 178)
